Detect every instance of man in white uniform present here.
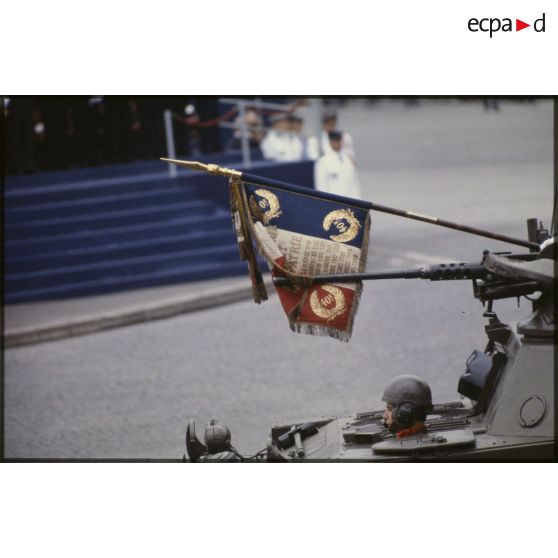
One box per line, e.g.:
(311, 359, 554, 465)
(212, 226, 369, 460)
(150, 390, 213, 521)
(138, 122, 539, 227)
(261, 113, 301, 162)
(289, 114, 320, 161)
(314, 131, 362, 199)
(321, 113, 356, 161)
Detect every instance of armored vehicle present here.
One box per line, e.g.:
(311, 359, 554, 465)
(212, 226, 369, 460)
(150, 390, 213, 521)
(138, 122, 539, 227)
(186, 219, 556, 462)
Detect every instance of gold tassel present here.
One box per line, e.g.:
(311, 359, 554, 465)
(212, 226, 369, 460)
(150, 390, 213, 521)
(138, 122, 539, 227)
(230, 179, 248, 261)
(229, 178, 268, 303)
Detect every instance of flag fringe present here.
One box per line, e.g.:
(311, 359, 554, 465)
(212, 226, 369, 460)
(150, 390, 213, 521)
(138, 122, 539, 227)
(229, 178, 268, 303)
(290, 322, 351, 342)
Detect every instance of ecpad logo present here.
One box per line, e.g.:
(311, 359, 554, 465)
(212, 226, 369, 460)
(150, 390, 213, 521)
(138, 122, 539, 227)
(468, 13, 546, 37)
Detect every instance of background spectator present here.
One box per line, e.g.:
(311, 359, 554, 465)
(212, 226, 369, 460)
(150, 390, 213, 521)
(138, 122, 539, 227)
(321, 112, 356, 161)
(289, 113, 320, 161)
(226, 108, 264, 151)
(261, 112, 293, 161)
(314, 130, 361, 199)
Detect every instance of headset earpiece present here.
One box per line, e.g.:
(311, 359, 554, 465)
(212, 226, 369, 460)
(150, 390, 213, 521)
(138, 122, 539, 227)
(395, 402, 417, 428)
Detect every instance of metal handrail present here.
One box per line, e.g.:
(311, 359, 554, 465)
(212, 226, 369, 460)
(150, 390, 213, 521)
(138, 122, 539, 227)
(219, 98, 303, 112)
(163, 98, 322, 175)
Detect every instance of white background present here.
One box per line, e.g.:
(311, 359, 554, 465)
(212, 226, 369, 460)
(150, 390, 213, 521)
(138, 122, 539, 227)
(1, 1, 557, 93)
(1, 1, 556, 557)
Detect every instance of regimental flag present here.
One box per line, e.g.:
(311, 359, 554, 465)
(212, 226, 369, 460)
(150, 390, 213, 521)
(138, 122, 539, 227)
(229, 178, 370, 342)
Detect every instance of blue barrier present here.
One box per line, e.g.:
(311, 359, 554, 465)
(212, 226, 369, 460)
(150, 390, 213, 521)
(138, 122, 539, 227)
(5, 157, 315, 303)
(6, 260, 251, 303)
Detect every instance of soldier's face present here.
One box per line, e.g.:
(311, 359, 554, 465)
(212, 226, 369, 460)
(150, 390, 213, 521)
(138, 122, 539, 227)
(383, 403, 394, 430)
(274, 120, 289, 132)
(291, 121, 303, 133)
(323, 118, 336, 132)
(330, 138, 342, 152)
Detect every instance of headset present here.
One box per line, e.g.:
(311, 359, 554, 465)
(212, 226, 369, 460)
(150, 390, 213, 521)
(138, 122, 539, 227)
(394, 401, 420, 429)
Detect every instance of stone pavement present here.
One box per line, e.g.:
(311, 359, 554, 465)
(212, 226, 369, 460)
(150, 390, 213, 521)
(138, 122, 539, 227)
(4, 274, 273, 348)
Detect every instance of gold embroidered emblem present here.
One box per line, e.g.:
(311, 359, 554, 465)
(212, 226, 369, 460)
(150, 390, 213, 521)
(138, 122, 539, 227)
(309, 285, 346, 321)
(323, 209, 361, 243)
(250, 189, 282, 225)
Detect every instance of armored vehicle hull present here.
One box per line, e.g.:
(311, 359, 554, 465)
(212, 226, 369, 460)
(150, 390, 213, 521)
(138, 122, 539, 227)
(267, 257, 555, 461)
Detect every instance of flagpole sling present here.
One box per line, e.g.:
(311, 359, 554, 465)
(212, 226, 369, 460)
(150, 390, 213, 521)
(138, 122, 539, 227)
(161, 158, 539, 251)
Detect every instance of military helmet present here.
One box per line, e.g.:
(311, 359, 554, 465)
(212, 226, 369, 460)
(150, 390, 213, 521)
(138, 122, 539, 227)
(204, 420, 232, 454)
(382, 374, 433, 410)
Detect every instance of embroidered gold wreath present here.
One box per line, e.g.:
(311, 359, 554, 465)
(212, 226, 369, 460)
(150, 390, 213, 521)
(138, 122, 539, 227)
(250, 189, 282, 224)
(310, 285, 346, 321)
(323, 209, 361, 243)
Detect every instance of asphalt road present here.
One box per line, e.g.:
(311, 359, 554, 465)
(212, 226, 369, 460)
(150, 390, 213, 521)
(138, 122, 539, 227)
(4, 98, 554, 459)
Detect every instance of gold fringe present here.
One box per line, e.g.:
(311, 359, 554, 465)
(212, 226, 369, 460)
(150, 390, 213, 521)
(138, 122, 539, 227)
(229, 179, 247, 260)
(229, 178, 267, 303)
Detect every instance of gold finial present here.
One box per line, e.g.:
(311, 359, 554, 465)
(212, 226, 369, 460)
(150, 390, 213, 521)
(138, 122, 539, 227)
(160, 158, 243, 179)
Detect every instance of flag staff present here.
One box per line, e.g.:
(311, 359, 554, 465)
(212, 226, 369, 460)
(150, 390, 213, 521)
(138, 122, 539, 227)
(161, 158, 539, 250)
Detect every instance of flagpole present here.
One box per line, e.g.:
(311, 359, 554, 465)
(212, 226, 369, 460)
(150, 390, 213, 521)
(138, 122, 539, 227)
(160, 158, 539, 250)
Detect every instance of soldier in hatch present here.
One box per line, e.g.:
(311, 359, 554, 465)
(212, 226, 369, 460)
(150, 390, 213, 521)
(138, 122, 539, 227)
(382, 375, 433, 438)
